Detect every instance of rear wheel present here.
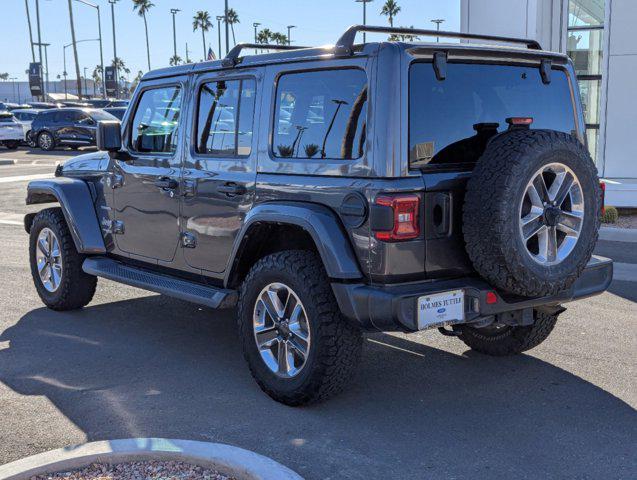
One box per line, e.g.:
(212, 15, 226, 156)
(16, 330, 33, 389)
(26, 131, 37, 148)
(29, 208, 97, 310)
(237, 250, 363, 406)
(456, 310, 558, 356)
(38, 131, 55, 151)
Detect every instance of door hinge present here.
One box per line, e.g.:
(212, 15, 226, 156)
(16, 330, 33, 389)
(181, 232, 197, 248)
(105, 219, 125, 234)
(106, 173, 124, 189)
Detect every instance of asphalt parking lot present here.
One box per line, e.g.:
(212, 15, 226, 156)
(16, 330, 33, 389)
(0, 147, 635, 479)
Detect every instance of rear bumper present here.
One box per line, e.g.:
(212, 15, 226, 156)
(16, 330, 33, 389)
(332, 256, 613, 332)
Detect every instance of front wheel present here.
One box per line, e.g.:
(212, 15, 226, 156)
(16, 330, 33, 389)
(237, 250, 363, 406)
(456, 310, 558, 356)
(29, 208, 97, 310)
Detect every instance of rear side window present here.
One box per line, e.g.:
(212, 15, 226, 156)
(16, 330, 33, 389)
(196, 78, 256, 156)
(273, 69, 368, 160)
(409, 63, 576, 168)
(130, 86, 182, 153)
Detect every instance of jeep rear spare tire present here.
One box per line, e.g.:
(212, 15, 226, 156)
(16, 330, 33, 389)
(463, 130, 601, 297)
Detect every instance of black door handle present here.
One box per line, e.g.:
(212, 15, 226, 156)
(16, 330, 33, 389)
(155, 177, 178, 189)
(218, 182, 247, 196)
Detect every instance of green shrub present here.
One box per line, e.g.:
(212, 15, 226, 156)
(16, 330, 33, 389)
(601, 206, 619, 224)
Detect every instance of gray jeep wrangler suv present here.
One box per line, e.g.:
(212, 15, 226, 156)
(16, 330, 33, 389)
(25, 26, 612, 405)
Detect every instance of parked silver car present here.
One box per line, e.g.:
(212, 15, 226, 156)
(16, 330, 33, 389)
(12, 108, 43, 147)
(0, 112, 24, 149)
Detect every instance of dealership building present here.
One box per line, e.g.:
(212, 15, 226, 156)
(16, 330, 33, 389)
(461, 0, 637, 207)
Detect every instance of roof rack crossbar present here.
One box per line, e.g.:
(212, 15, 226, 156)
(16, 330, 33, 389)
(335, 25, 542, 55)
(222, 43, 310, 67)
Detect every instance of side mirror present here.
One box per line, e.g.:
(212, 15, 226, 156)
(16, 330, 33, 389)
(97, 120, 122, 152)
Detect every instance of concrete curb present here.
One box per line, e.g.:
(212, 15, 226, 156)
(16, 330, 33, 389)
(0, 439, 303, 480)
(0, 159, 17, 166)
(599, 226, 637, 243)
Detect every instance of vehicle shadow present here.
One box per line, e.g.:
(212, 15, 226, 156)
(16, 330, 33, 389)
(1, 296, 635, 479)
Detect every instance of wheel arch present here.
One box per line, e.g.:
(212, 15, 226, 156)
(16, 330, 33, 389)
(26, 178, 106, 254)
(224, 202, 363, 289)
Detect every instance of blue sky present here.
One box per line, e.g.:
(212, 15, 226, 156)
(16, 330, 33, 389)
(1, 0, 459, 81)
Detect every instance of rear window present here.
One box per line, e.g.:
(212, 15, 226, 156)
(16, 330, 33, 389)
(409, 63, 576, 168)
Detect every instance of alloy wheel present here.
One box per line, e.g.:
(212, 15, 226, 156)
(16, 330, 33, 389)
(252, 282, 311, 378)
(519, 163, 584, 265)
(35, 227, 63, 292)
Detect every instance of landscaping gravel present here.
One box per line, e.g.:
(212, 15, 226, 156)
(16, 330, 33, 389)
(31, 461, 235, 480)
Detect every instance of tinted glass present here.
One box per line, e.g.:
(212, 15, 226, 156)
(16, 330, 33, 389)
(273, 69, 368, 160)
(130, 86, 182, 153)
(89, 109, 117, 121)
(409, 63, 576, 167)
(196, 79, 255, 156)
(0, 116, 15, 123)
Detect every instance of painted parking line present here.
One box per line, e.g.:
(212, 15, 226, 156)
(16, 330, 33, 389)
(0, 173, 54, 184)
(0, 212, 24, 226)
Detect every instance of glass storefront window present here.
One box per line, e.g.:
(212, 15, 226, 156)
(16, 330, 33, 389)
(567, 0, 605, 165)
(568, 0, 604, 27)
(577, 78, 602, 125)
(567, 29, 603, 76)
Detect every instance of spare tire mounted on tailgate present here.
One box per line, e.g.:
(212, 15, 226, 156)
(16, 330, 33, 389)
(463, 129, 601, 297)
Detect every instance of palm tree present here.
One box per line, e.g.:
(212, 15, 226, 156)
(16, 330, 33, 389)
(130, 70, 144, 94)
(92, 65, 102, 94)
(111, 57, 130, 76)
(169, 54, 182, 66)
(225, 8, 239, 46)
(0, 73, 9, 81)
(132, 0, 154, 71)
(380, 0, 401, 27)
(270, 32, 288, 45)
(389, 26, 420, 41)
(193, 11, 213, 60)
(256, 28, 272, 45)
(67, 0, 82, 99)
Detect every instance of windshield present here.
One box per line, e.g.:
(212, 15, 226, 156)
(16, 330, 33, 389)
(409, 63, 576, 168)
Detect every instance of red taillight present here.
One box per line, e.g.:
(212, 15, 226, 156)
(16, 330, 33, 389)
(486, 291, 498, 305)
(374, 195, 420, 241)
(600, 181, 606, 216)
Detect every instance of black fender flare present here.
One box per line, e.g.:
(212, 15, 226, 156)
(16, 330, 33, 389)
(224, 201, 363, 286)
(26, 177, 106, 254)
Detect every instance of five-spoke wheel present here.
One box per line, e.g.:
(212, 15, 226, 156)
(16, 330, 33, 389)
(519, 162, 584, 265)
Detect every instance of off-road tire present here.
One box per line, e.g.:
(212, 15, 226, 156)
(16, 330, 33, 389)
(457, 310, 558, 356)
(237, 250, 363, 406)
(463, 130, 601, 297)
(4, 140, 19, 150)
(38, 131, 55, 151)
(29, 208, 97, 310)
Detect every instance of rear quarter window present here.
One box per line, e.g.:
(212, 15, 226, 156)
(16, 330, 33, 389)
(409, 62, 576, 168)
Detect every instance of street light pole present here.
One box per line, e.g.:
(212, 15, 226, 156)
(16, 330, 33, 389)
(64, 39, 99, 100)
(33, 42, 51, 98)
(355, 0, 373, 43)
(108, 0, 119, 98)
(35, 0, 44, 98)
(24, 0, 36, 63)
(83, 67, 88, 97)
(74, 0, 106, 98)
(253, 22, 260, 54)
(170, 8, 180, 60)
(431, 19, 445, 42)
(216, 16, 224, 59)
(224, 0, 229, 55)
(287, 25, 296, 46)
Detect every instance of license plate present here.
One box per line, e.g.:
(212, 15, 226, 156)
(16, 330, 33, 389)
(417, 289, 464, 329)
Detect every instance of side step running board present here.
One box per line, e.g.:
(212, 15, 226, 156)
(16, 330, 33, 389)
(82, 257, 237, 309)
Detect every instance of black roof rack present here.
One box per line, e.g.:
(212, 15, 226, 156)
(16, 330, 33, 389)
(222, 43, 310, 67)
(335, 25, 542, 55)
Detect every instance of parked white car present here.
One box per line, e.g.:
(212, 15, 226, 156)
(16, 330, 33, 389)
(12, 109, 42, 147)
(0, 112, 23, 150)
